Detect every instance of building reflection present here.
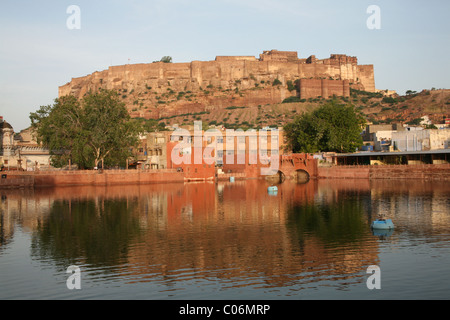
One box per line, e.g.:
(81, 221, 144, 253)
(1, 179, 449, 290)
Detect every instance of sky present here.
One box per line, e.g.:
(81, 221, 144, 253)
(0, 0, 449, 131)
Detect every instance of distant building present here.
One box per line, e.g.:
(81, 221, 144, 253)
(145, 131, 171, 169)
(362, 123, 405, 142)
(392, 128, 450, 152)
(0, 117, 51, 171)
(420, 115, 432, 126)
(362, 124, 405, 152)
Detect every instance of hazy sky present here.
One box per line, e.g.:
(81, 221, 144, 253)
(1, 0, 449, 131)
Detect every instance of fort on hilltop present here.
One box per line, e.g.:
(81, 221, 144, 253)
(59, 50, 375, 120)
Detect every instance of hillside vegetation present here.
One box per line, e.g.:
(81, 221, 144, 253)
(132, 87, 449, 130)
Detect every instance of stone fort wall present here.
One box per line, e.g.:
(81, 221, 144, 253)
(58, 50, 375, 118)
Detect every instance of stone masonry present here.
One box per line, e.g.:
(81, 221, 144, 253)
(58, 50, 375, 119)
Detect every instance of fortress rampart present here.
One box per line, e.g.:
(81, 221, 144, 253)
(58, 50, 375, 119)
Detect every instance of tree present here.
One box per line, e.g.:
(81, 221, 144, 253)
(30, 95, 88, 168)
(154, 56, 173, 63)
(143, 119, 167, 132)
(284, 100, 365, 153)
(30, 89, 143, 169)
(406, 118, 423, 126)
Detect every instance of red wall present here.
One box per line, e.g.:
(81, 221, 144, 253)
(318, 164, 450, 180)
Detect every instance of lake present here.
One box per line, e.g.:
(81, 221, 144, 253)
(1, 179, 449, 300)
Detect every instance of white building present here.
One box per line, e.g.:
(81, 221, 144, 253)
(392, 128, 450, 152)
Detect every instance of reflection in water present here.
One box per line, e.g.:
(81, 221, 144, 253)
(0, 179, 449, 299)
(31, 198, 142, 267)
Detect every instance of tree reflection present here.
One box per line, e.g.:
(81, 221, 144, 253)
(31, 198, 142, 267)
(286, 191, 370, 247)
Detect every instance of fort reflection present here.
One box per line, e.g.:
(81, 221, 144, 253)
(1, 179, 449, 290)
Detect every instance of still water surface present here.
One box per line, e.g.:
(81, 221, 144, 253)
(1, 179, 449, 300)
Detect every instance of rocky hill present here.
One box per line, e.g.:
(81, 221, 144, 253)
(353, 88, 449, 126)
(137, 88, 449, 130)
(58, 50, 448, 129)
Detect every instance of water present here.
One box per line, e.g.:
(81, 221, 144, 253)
(1, 179, 449, 300)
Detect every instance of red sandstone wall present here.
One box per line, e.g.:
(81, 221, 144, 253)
(318, 166, 370, 179)
(318, 164, 450, 181)
(5, 170, 185, 187)
(299, 79, 350, 99)
(369, 164, 450, 181)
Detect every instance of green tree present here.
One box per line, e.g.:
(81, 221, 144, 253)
(406, 118, 423, 126)
(160, 56, 172, 63)
(30, 95, 89, 168)
(143, 119, 167, 132)
(30, 89, 143, 169)
(284, 100, 365, 153)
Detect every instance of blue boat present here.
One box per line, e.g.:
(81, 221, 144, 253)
(371, 218, 394, 230)
(372, 229, 394, 237)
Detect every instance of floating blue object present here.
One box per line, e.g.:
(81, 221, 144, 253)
(372, 229, 394, 237)
(371, 219, 394, 230)
(268, 186, 278, 193)
(230, 177, 235, 182)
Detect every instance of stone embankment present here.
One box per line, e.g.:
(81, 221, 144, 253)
(318, 164, 450, 181)
(1, 164, 448, 189)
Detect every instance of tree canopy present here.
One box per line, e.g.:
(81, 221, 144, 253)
(30, 89, 143, 169)
(153, 56, 172, 63)
(284, 100, 365, 153)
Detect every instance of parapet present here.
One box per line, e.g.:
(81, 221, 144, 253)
(215, 56, 258, 62)
(259, 50, 299, 62)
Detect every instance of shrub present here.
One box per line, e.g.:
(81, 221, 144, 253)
(272, 78, 282, 86)
(286, 80, 296, 92)
(282, 96, 302, 104)
(382, 97, 397, 104)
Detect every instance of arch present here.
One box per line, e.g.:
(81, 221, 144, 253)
(294, 169, 310, 184)
(265, 170, 286, 184)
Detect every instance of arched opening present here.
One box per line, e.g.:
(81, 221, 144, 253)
(295, 169, 310, 184)
(265, 170, 286, 184)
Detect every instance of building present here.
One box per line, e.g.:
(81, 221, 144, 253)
(392, 128, 450, 152)
(333, 149, 449, 166)
(0, 117, 51, 171)
(362, 123, 405, 152)
(143, 124, 288, 179)
(58, 50, 375, 121)
(145, 131, 171, 169)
